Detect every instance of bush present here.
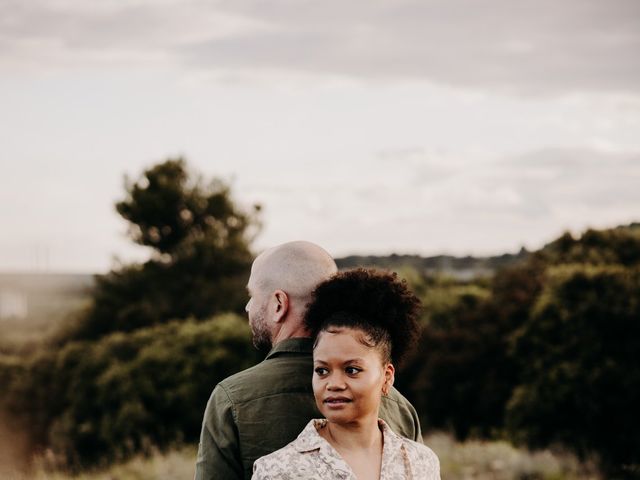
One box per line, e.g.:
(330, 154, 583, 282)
(2, 314, 260, 469)
(404, 224, 640, 477)
(398, 279, 508, 438)
(506, 265, 640, 477)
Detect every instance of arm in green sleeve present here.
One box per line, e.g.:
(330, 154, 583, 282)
(195, 384, 243, 480)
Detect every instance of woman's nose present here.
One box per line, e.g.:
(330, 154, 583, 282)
(327, 374, 346, 390)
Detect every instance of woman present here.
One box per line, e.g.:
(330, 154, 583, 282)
(252, 268, 440, 479)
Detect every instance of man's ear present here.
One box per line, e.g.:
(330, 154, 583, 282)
(272, 290, 289, 323)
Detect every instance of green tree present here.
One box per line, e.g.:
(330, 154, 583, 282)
(406, 223, 640, 454)
(402, 280, 520, 438)
(60, 158, 260, 341)
(506, 265, 640, 477)
(539, 223, 640, 266)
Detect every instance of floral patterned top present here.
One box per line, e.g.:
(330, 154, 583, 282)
(252, 418, 440, 479)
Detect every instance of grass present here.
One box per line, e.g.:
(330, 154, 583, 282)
(2, 434, 601, 480)
(2, 447, 197, 480)
(427, 433, 601, 480)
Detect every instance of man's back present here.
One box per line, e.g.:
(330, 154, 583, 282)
(195, 338, 422, 480)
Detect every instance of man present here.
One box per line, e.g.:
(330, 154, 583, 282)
(195, 241, 422, 480)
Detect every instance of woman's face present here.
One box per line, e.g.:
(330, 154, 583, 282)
(313, 326, 394, 426)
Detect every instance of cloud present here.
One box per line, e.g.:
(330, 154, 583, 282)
(494, 147, 640, 211)
(184, 0, 640, 96)
(248, 145, 640, 255)
(1, 0, 639, 95)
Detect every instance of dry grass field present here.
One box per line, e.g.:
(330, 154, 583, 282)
(2, 433, 601, 480)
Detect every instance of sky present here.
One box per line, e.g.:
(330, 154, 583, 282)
(1, 0, 639, 272)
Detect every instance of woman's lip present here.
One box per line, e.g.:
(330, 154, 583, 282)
(324, 397, 352, 403)
(323, 398, 351, 409)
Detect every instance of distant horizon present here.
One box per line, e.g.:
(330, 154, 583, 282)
(0, 239, 530, 276)
(2, 218, 635, 275)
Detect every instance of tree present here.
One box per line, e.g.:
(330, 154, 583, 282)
(506, 265, 640, 477)
(59, 158, 260, 341)
(398, 260, 544, 439)
(539, 223, 640, 266)
(404, 223, 640, 457)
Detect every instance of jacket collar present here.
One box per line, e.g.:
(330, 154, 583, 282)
(265, 337, 314, 360)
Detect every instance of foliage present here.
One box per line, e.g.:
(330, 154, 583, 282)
(0, 158, 267, 470)
(59, 158, 259, 342)
(115, 159, 255, 255)
(3, 206, 640, 476)
(539, 223, 640, 266)
(506, 265, 640, 477)
(2, 314, 259, 470)
(405, 223, 640, 476)
(401, 281, 514, 439)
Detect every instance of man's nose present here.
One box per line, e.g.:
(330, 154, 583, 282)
(245, 299, 251, 313)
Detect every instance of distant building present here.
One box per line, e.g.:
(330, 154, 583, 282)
(0, 289, 28, 319)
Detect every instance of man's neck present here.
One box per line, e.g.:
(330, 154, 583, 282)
(271, 320, 311, 346)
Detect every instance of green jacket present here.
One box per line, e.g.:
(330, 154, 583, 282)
(194, 337, 422, 480)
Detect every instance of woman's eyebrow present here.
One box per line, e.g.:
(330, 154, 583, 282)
(313, 358, 365, 365)
(343, 358, 364, 364)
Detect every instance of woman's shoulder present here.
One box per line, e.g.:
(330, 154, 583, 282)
(253, 441, 300, 472)
(402, 437, 440, 464)
(401, 437, 441, 479)
(252, 419, 324, 478)
(381, 420, 440, 478)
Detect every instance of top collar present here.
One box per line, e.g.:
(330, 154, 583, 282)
(291, 418, 406, 478)
(265, 337, 314, 360)
(293, 418, 404, 456)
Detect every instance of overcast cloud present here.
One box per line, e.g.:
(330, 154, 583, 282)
(2, 0, 640, 95)
(241, 145, 640, 256)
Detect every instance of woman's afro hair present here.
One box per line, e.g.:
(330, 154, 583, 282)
(304, 268, 421, 368)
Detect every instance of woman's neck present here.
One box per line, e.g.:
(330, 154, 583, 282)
(322, 415, 383, 452)
(320, 416, 385, 479)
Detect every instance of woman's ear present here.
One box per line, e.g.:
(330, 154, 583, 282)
(382, 363, 395, 395)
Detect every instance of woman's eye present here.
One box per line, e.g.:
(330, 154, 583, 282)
(345, 367, 361, 375)
(314, 367, 328, 376)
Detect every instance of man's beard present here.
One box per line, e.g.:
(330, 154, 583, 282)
(250, 309, 272, 351)
(252, 327, 271, 351)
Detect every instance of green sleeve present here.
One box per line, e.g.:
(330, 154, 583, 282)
(409, 401, 424, 444)
(194, 384, 243, 480)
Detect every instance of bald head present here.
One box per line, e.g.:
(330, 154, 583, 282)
(251, 241, 337, 305)
(245, 241, 337, 347)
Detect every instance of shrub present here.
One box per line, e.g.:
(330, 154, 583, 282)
(2, 314, 260, 469)
(506, 265, 640, 477)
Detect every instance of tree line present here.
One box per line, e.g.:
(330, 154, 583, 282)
(1, 159, 638, 478)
